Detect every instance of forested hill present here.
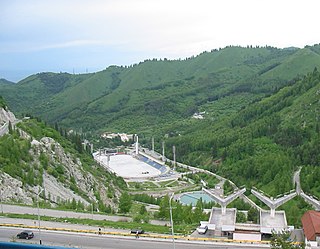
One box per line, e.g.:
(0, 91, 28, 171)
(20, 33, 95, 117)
(164, 68, 320, 196)
(0, 79, 14, 85)
(1, 44, 320, 222)
(1, 44, 320, 134)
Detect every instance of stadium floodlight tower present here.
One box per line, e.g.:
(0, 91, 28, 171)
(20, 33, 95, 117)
(162, 141, 165, 162)
(203, 187, 246, 215)
(135, 135, 139, 155)
(173, 145, 176, 170)
(90, 143, 93, 154)
(251, 188, 296, 218)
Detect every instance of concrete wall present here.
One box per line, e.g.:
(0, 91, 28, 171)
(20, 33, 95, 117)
(233, 232, 261, 241)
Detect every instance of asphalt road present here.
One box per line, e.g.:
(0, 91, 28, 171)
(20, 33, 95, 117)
(0, 227, 267, 249)
(0, 204, 167, 226)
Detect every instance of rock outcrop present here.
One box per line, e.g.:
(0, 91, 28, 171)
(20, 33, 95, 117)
(0, 107, 119, 209)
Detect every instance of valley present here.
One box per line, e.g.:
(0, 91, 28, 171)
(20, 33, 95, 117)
(0, 44, 320, 246)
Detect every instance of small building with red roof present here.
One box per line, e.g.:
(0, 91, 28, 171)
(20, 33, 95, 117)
(301, 210, 320, 247)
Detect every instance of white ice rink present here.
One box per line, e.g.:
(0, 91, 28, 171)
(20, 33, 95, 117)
(94, 154, 161, 178)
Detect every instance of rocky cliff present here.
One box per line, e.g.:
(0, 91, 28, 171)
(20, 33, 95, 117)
(0, 107, 121, 210)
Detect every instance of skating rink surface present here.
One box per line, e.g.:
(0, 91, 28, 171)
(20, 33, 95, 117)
(94, 154, 161, 178)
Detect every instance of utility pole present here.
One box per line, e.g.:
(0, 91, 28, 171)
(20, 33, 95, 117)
(169, 193, 175, 249)
(0, 189, 3, 214)
(37, 187, 44, 245)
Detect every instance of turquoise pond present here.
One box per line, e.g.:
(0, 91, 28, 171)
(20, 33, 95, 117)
(179, 191, 215, 206)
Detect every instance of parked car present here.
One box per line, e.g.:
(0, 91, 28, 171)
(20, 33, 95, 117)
(17, 230, 34, 240)
(196, 225, 208, 234)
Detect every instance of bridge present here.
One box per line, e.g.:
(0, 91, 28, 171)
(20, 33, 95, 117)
(251, 189, 296, 217)
(300, 192, 320, 210)
(293, 168, 320, 210)
(203, 188, 246, 215)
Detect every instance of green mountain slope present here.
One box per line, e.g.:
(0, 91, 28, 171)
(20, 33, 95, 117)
(0, 78, 14, 85)
(2, 45, 320, 133)
(163, 69, 320, 193)
(1, 44, 320, 227)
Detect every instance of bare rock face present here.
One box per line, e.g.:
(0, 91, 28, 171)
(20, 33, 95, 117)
(0, 108, 17, 136)
(43, 172, 89, 206)
(0, 108, 16, 125)
(30, 137, 115, 208)
(38, 137, 97, 200)
(0, 108, 118, 209)
(0, 172, 33, 205)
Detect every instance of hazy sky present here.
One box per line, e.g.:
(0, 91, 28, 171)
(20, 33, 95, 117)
(1, 0, 320, 82)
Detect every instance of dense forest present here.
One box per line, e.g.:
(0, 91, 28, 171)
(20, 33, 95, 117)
(163, 69, 320, 197)
(1, 45, 320, 225)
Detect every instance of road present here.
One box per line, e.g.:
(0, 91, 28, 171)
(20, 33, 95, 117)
(293, 168, 302, 194)
(1, 204, 126, 222)
(0, 227, 267, 249)
(0, 204, 166, 225)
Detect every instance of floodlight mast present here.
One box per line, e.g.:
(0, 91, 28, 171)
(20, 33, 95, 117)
(135, 135, 139, 155)
(162, 141, 165, 161)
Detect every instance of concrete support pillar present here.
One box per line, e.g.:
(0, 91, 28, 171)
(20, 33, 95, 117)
(221, 205, 226, 215)
(270, 208, 275, 218)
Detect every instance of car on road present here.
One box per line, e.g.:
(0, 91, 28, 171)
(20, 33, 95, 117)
(196, 225, 208, 234)
(17, 230, 34, 240)
(130, 229, 145, 235)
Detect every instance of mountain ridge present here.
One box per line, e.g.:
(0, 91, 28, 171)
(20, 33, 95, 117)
(2, 45, 320, 133)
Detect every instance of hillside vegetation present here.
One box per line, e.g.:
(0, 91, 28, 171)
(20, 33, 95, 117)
(164, 69, 320, 196)
(2, 45, 320, 133)
(0, 113, 125, 211)
(1, 44, 320, 202)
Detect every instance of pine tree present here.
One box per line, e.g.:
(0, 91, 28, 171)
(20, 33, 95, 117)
(118, 192, 132, 213)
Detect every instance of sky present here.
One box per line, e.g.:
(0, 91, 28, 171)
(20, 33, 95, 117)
(1, 0, 320, 82)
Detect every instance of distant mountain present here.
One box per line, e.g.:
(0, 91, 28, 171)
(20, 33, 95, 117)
(1, 45, 320, 134)
(0, 78, 14, 85)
